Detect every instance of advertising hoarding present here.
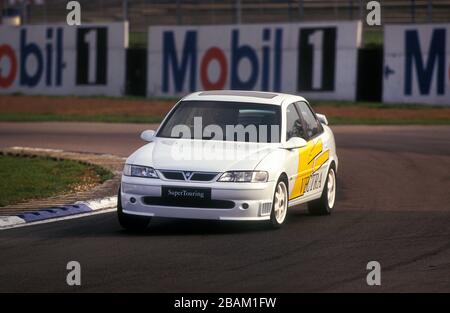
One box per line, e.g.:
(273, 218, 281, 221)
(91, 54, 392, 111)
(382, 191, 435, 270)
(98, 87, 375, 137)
(0, 22, 128, 96)
(383, 24, 450, 106)
(148, 21, 362, 101)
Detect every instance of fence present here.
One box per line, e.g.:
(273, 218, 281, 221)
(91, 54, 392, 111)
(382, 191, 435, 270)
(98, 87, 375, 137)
(1, 0, 450, 46)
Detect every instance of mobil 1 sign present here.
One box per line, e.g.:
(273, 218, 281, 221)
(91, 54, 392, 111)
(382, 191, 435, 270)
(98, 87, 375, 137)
(383, 24, 450, 106)
(147, 21, 361, 100)
(0, 22, 128, 96)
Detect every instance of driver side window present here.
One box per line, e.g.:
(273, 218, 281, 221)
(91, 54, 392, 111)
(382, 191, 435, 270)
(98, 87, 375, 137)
(295, 101, 322, 139)
(285, 103, 306, 141)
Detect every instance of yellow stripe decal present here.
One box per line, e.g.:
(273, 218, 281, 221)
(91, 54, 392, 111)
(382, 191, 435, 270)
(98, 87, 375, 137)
(289, 139, 329, 200)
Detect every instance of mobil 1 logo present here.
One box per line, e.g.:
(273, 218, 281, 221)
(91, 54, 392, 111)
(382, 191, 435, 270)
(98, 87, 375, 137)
(76, 27, 108, 85)
(297, 27, 336, 92)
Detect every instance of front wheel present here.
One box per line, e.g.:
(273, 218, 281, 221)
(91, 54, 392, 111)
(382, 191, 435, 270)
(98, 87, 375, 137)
(117, 189, 151, 231)
(268, 179, 289, 228)
(308, 166, 336, 216)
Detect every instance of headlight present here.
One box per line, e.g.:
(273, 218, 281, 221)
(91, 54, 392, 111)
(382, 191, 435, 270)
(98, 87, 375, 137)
(123, 164, 159, 178)
(217, 171, 268, 183)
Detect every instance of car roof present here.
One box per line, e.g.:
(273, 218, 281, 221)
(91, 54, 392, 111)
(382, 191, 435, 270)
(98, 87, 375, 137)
(182, 90, 307, 106)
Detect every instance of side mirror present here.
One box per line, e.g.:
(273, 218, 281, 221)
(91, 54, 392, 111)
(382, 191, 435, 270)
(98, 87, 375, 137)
(316, 113, 329, 126)
(140, 130, 156, 142)
(283, 137, 307, 150)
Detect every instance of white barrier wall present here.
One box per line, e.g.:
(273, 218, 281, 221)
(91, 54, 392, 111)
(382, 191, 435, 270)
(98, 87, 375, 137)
(148, 21, 362, 100)
(0, 22, 128, 96)
(384, 24, 450, 106)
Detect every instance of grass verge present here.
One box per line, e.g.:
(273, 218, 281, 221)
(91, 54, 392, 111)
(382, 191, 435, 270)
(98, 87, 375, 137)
(1, 113, 449, 125)
(0, 154, 113, 207)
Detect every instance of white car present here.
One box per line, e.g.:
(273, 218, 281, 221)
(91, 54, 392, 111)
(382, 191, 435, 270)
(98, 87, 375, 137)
(118, 90, 338, 230)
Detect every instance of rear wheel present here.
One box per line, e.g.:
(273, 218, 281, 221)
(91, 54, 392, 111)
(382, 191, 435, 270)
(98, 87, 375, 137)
(269, 178, 289, 228)
(308, 166, 336, 215)
(117, 189, 151, 231)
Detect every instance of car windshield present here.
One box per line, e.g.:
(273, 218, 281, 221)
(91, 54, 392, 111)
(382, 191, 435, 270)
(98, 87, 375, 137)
(157, 101, 281, 143)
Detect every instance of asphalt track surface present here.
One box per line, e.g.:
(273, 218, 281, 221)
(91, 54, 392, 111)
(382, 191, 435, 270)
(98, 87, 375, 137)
(1, 122, 450, 292)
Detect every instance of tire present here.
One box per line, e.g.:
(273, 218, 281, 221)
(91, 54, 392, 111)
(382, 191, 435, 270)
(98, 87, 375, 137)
(308, 166, 336, 216)
(117, 189, 151, 231)
(268, 178, 289, 228)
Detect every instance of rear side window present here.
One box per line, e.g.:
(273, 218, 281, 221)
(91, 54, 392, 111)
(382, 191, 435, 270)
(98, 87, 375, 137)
(285, 103, 306, 140)
(295, 101, 321, 139)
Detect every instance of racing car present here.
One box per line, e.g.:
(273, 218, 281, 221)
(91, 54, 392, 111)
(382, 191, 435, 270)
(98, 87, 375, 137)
(118, 90, 338, 230)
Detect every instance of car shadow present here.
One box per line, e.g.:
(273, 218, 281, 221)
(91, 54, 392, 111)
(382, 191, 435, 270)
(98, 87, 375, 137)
(117, 205, 312, 237)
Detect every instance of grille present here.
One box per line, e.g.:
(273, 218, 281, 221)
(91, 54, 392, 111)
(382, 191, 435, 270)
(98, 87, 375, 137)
(142, 197, 235, 209)
(190, 173, 218, 181)
(159, 170, 218, 182)
(161, 171, 184, 180)
(260, 202, 272, 216)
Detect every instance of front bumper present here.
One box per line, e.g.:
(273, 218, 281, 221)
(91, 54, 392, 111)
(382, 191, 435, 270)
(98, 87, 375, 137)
(120, 175, 276, 221)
